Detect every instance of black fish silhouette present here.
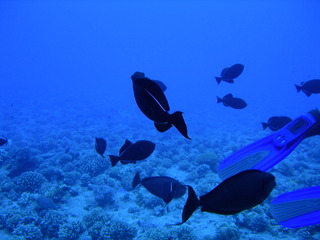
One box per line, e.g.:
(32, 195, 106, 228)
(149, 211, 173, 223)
(262, 116, 292, 131)
(217, 93, 247, 109)
(295, 79, 320, 97)
(132, 172, 186, 205)
(109, 139, 155, 167)
(178, 170, 275, 224)
(95, 137, 107, 158)
(216, 64, 244, 84)
(131, 72, 190, 139)
(0, 137, 8, 147)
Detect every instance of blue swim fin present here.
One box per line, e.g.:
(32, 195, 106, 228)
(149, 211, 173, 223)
(218, 112, 317, 180)
(270, 186, 320, 228)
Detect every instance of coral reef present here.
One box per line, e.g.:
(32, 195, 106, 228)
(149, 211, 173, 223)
(83, 208, 137, 240)
(77, 154, 108, 177)
(58, 221, 85, 240)
(141, 226, 198, 240)
(12, 223, 43, 240)
(92, 185, 115, 207)
(213, 224, 240, 240)
(13, 171, 46, 193)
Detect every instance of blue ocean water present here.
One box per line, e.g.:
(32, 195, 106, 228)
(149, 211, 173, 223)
(0, 0, 319, 239)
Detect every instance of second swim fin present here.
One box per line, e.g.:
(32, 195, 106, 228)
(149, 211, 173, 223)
(270, 186, 320, 228)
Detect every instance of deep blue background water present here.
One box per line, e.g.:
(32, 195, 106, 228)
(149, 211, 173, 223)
(1, 0, 319, 120)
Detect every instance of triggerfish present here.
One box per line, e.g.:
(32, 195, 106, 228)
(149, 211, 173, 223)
(131, 72, 190, 139)
(217, 93, 247, 109)
(262, 116, 292, 131)
(132, 172, 186, 205)
(215, 64, 244, 84)
(109, 139, 155, 167)
(295, 79, 320, 97)
(95, 137, 107, 158)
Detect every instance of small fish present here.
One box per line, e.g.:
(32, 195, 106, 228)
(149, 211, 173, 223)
(177, 169, 276, 225)
(132, 172, 186, 205)
(36, 196, 58, 210)
(217, 93, 247, 109)
(0, 137, 8, 147)
(131, 72, 190, 139)
(95, 137, 107, 158)
(295, 79, 320, 97)
(262, 116, 292, 131)
(109, 139, 155, 167)
(215, 64, 244, 84)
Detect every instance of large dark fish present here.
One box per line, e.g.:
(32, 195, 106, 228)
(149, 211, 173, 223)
(295, 79, 320, 97)
(109, 139, 155, 167)
(131, 72, 190, 139)
(132, 172, 186, 205)
(262, 116, 292, 131)
(0, 137, 8, 147)
(215, 64, 244, 84)
(178, 170, 275, 224)
(217, 93, 247, 109)
(95, 137, 107, 158)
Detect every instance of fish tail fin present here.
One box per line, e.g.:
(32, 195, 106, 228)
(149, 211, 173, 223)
(109, 155, 120, 167)
(295, 84, 302, 92)
(169, 111, 191, 139)
(215, 77, 222, 84)
(132, 172, 141, 189)
(262, 122, 268, 130)
(181, 185, 200, 224)
(217, 96, 222, 103)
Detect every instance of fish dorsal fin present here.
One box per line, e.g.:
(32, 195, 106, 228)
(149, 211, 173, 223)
(221, 67, 229, 76)
(153, 80, 167, 92)
(119, 139, 132, 155)
(224, 93, 233, 99)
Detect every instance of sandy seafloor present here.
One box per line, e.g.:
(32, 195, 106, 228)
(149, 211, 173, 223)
(0, 98, 319, 240)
